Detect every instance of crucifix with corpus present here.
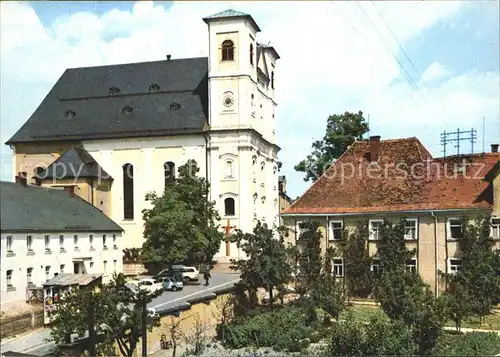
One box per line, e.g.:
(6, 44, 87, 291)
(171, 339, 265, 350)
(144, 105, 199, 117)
(222, 218, 237, 257)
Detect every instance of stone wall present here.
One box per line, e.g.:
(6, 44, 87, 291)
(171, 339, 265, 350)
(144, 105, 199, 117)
(0, 309, 44, 340)
(123, 262, 147, 276)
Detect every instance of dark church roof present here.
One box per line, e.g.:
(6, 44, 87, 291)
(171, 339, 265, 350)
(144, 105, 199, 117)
(39, 147, 111, 180)
(203, 9, 261, 32)
(0, 181, 123, 233)
(6, 57, 209, 144)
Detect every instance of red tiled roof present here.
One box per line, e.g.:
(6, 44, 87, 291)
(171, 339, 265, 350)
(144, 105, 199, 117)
(284, 137, 499, 215)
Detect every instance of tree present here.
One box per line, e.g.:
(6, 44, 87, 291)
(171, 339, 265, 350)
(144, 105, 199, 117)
(49, 274, 160, 357)
(441, 280, 471, 332)
(231, 221, 293, 311)
(311, 247, 347, 322)
(141, 160, 224, 266)
(183, 314, 211, 356)
(165, 315, 191, 357)
(294, 111, 369, 182)
(297, 221, 323, 290)
(341, 220, 373, 298)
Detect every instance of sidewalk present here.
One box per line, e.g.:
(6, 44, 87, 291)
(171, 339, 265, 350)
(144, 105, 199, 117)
(0, 328, 52, 354)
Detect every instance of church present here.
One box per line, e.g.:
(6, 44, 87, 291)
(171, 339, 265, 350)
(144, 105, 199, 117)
(5, 9, 280, 262)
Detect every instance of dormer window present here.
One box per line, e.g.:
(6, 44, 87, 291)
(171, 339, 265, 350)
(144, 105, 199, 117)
(149, 83, 160, 92)
(122, 106, 133, 114)
(65, 110, 75, 118)
(170, 103, 181, 111)
(250, 43, 254, 65)
(221, 40, 234, 61)
(109, 86, 120, 94)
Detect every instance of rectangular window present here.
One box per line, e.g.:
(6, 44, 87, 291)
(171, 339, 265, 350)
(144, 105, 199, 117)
(6, 270, 13, 287)
(406, 259, 417, 274)
(329, 221, 343, 241)
(26, 235, 33, 251)
(369, 220, 384, 240)
(73, 235, 79, 248)
(404, 219, 418, 240)
(449, 259, 462, 274)
(59, 235, 64, 249)
(296, 221, 306, 239)
(89, 234, 94, 247)
(371, 259, 382, 276)
(45, 266, 51, 281)
(6, 235, 13, 252)
(44, 235, 50, 250)
(113, 234, 117, 248)
(27, 267, 33, 284)
(103, 234, 107, 249)
(448, 218, 463, 239)
(491, 218, 500, 239)
(113, 260, 117, 272)
(60, 264, 65, 274)
(332, 258, 344, 277)
(103, 260, 107, 273)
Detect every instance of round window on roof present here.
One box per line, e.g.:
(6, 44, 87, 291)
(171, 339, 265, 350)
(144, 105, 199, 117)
(65, 110, 75, 118)
(109, 86, 120, 94)
(122, 106, 133, 114)
(149, 83, 160, 92)
(170, 103, 181, 111)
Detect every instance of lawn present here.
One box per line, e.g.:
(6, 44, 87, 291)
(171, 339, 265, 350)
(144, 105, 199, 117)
(341, 303, 500, 331)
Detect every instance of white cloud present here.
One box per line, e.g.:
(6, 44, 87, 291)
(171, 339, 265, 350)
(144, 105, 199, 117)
(0, 1, 498, 198)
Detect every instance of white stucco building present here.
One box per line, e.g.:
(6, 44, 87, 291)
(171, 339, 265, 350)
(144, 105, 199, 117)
(0, 181, 123, 311)
(6, 9, 280, 262)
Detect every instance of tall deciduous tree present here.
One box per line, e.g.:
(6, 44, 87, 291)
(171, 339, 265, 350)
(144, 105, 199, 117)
(49, 274, 160, 357)
(141, 160, 224, 265)
(230, 221, 293, 310)
(294, 111, 369, 182)
(297, 221, 323, 290)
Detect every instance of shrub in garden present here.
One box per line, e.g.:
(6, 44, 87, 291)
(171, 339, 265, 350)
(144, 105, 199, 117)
(434, 331, 500, 356)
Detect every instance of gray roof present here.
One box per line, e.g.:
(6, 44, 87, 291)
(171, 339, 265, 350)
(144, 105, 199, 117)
(43, 273, 102, 287)
(203, 9, 260, 32)
(39, 147, 111, 179)
(6, 57, 209, 144)
(0, 181, 123, 233)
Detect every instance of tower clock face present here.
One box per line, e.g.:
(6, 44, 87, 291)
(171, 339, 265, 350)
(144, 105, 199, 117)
(222, 91, 234, 108)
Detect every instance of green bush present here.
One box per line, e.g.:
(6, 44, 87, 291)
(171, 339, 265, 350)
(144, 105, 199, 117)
(325, 315, 417, 356)
(218, 306, 312, 351)
(434, 331, 500, 356)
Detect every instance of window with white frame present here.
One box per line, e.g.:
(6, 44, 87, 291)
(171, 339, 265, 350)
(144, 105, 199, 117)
(45, 266, 51, 281)
(59, 235, 64, 250)
(113, 260, 117, 272)
(224, 160, 234, 179)
(6, 235, 13, 252)
(89, 234, 94, 248)
(6, 270, 13, 287)
(369, 220, 383, 240)
(73, 235, 79, 249)
(332, 258, 344, 277)
(491, 218, 500, 239)
(406, 259, 417, 273)
(113, 234, 117, 249)
(371, 259, 382, 276)
(60, 264, 65, 274)
(296, 221, 306, 239)
(103, 260, 107, 273)
(103, 234, 107, 249)
(449, 259, 462, 274)
(448, 218, 463, 239)
(26, 235, 33, 251)
(27, 267, 33, 284)
(329, 221, 343, 241)
(44, 235, 50, 251)
(404, 219, 418, 240)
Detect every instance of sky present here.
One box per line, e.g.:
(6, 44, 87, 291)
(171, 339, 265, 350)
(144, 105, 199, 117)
(1, 1, 499, 199)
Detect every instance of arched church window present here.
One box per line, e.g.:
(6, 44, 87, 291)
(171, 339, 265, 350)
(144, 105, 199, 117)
(221, 40, 234, 61)
(122, 163, 134, 220)
(271, 71, 275, 89)
(250, 43, 254, 65)
(164, 161, 175, 187)
(224, 198, 235, 216)
(225, 160, 234, 178)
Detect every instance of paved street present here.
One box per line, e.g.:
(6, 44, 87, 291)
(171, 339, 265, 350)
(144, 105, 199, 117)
(0, 273, 239, 356)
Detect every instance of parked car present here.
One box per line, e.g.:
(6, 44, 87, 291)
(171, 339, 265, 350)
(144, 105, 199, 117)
(137, 278, 163, 295)
(171, 265, 200, 282)
(154, 269, 183, 283)
(159, 277, 184, 291)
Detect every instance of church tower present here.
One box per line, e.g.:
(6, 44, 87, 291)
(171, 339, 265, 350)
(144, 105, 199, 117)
(203, 10, 280, 261)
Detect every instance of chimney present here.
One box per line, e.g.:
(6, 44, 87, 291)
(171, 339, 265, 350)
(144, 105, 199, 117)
(369, 135, 381, 162)
(15, 172, 27, 187)
(491, 144, 499, 153)
(166, 54, 171, 60)
(64, 186, 75, 197)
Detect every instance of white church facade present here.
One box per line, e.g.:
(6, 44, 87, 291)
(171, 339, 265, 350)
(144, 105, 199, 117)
(5, 10, 280, 262)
